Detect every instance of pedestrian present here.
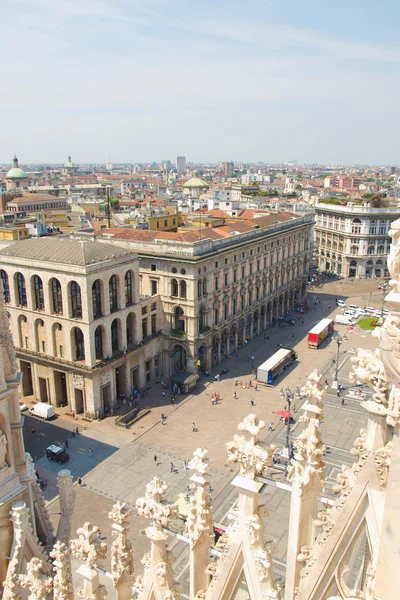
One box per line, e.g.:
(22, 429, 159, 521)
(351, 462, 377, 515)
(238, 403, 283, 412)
(251, 355, 254, 362)
(250, 399, 255, 406)
(254, 383, 258, 391)
(192, 422, 196, 432)
(170, 462, 175, 473)
(235, 378, 238, 386)
(31, 428, 35, 435)
(75, 427, 79, 436)
(88, 447, 93, 456)
(268, 422, 273, 431)
(249, 379, 252, 388)
(72, 411, 75, 419)
(154, 455, 158, 465)
(182, 460, 188, 471)
(171, 397, 175, 405)
(233, 391, 237, 399)
(292, 334, 295, 340)
(162, 391, 166, 398)
(161, 379, 165, 388)
(78, 477, 82, 486)
(341, 397, 345, 406)
(65, 439, 69, 448)
(235, 354, 239, 361)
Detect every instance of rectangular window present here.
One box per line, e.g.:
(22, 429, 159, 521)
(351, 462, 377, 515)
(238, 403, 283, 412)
(25, 336, 29, 348)
(215, 261, 218, 268)
(151, 280, 158, 295)
(233, 298, 237, 314)
(59, 345, 64, 358)
(173, 218, 176, 225)
(145, 359, 151, 384)
(151, 264, 156, 271)
(154, 355, 160, 378)
(41, 341, 46, 353)
(164, 219, 168, 227)
(250, 263, 253, 275)
(215, 277, 219, 291)
(242, 266, 245, 278)
(224, 273, 228, 286)
(257, 260, 260, 271)
(142, 319, 148, 338)
(224, 303, 228, 320)
(142, 306, 147, 315)
(151, 302, 157, 311)
(151, 313, 156, 334)
(234, 254, 237, 261)
(233, 269, 237, 282)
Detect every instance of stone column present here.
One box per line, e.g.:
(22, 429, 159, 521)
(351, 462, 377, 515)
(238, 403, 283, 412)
(70, 522, 108, 600)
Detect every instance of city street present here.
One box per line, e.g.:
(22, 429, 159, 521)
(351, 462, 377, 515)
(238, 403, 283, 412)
(39, 279, 383, 596)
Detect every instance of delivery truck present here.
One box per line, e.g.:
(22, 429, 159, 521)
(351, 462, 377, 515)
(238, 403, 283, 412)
(29, 402, 55, 420)
(307, 318, 334, 349)
(257, 348, 298, 384)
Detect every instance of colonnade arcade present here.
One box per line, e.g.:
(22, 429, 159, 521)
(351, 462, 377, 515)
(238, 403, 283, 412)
(197, 283, 303, 371)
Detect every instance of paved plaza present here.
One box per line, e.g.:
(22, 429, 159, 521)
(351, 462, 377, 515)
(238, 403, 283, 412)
(43, 279, 384, 595)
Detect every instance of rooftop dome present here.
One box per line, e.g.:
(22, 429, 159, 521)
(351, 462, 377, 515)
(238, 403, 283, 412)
(6, 155, 28, 179)
(64, 154, 74, 168)
(182, 176, 209, 188)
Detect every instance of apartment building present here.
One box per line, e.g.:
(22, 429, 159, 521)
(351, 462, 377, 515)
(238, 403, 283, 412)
(0, 238, 162, 418)
(97, 211, 313, 374)
(314, 202, 398, 278)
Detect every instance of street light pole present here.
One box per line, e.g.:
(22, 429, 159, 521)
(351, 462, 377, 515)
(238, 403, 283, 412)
(280, 386, 301, 459)
(335, 336, 342, 383)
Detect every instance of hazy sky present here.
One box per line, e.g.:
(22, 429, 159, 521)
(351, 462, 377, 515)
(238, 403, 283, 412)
(2, 0, 399, 164)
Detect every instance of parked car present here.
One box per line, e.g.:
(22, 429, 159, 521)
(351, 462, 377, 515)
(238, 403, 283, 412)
(336, 300, 346, 307)
(343, 310, 357, 318)
(364, 307, 375, 314)
(45, 445, 69, 464)
(355, 309, 367, 317)
(382, 309, 389, 315)
(348, 304, 360, 311)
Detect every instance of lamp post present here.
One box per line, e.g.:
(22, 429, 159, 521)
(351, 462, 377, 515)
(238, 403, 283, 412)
(334, 335, 342, 384)
(280, 386, 302, 458)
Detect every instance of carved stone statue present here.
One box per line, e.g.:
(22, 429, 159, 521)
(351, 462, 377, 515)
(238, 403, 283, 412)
(0, 429, 8, 469)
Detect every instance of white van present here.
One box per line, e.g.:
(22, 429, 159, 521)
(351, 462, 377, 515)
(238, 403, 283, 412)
(348, 304, 359, 311)
(335, 315, 356, 326)
(29, 403, 55, 420)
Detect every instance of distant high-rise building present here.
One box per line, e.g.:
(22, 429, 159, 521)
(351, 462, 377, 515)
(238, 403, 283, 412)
(176, 156, 186, 172)
(390, 166, 396, 175)
(222, 161, 234, 177)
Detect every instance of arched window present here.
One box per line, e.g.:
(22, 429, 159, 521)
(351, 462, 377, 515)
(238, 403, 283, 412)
(173, 306, 185, 331)
(111, 319, 119, 352)
(94, 326, 103, 360)
(71, 281, 82, 319)
(109, 275, 118, 312)
(16, 272, 27, 307)
(51, 278, 63, 314)
(92, 280, 102, 318)
(33, 275, 44, 310)
(74, 328, 85, 361)
(378, 245, 384, 255)
(368, 246, 374, 255)
(1, 270, 10, 303)
(125, 271, 133, 306)
(180, 280, 187, 298)
(171, 279, 178, 297)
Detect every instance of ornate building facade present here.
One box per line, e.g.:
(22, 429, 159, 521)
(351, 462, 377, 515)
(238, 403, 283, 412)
(314, 202, 398, 278)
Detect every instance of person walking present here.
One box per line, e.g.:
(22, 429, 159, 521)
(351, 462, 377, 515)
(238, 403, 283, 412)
(88, 447, 93, 457)
(170, 462, 175, 473)
(341, 397, 345, 406)
(268, 422, 273, 431)
(235, 378, 238, 386)
(182, 460, 188, 471)
(192, 422, 196, 432)
(162, 390, 166, 399)
(235, 354, 239, 361)
(233, 391, 237, 399)
(31, 429, 35, 436)
(154, 455, 158, 465)
(78, 477, 82, 486)
(65, 439, 69, 449)
(171, 397, 175, 406)
(250, 399, 255, 406)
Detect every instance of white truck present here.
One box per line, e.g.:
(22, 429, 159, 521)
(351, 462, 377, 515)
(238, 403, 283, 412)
(29, 403, 55, 420)
(335, 314, 356, 326)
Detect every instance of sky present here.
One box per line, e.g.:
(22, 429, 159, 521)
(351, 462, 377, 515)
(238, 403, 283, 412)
(1, 0, 400, 164)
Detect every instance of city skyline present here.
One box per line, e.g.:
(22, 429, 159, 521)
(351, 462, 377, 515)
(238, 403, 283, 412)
(2, 0, 399, 164)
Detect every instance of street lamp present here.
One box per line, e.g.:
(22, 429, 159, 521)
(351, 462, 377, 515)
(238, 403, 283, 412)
(280, 386, 302, 458)
(334, 335, 342, 384)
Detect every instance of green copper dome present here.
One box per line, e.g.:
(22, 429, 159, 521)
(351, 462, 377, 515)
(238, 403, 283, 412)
(6, 155, 28, 179)
(64, 154, 74, 168)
